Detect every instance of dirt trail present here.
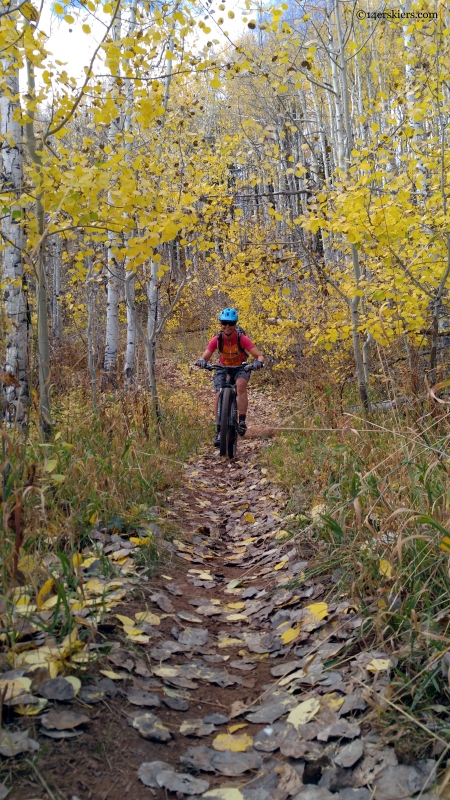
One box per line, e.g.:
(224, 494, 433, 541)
(8, 395, 439, 800)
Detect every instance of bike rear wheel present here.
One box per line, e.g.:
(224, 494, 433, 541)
(219, 387, 235, 458)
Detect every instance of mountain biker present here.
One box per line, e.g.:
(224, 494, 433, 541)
(196, 308, 265, 447)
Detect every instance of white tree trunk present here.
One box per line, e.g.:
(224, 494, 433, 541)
(335, 0, 369, 409)
(102, 14, 121, 390)
(124, 0, 138, 388)
(25, 55, 51, 433)
(1, 58, 29, 423)
(86, 256, 97, 407)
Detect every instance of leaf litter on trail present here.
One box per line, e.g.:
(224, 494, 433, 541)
(212, 732, 253, 752)
(179, 718, 216, 737)
(40, 710, 90, 730)
(126, 689, 160, 707)
(132, 712, 172, 742)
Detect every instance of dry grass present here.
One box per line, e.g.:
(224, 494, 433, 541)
(264, 368, 450, 757)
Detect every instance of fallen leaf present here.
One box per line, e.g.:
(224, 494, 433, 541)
(274, 558, 288, 570)
(379, 559, 393, 578)
(0, 729, 38, 757)
(228, 723, 247, 733)
(225, 613, 248, 622)
(305, 601, 328, 619)
(218, 637, 242, 649)
(138, 761, 172, 788)
(36, 578, 55, 610)
(38, 677, 76, 701)
(99, 670, 128, 680)
(210, 749, 262, 776)
(116, 614, 136, 627)
(180, 719, 216, 737)
(367, 658, 391, 672)
(156, 770, 210, 795)
(15, 698, 48, 715)
(0, 678, 32, 704)
(212, 733, 253, 752)
(281, 625, 300, 645)
(132, 713, 171, 742)
(126, 690, 160, 708)
(275, 762, 303, 794)
(41, 710, 89, 730)
(135, 610, 161, 625)
(203, 790, 244, 800)
(244, 513, 255, 523)
(40, 729, 83, 739)
(287, 697, 321, 729)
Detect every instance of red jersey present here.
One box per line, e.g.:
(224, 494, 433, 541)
(207, 330, 255, 367)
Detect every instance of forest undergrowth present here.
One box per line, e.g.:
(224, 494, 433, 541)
(0, 358, 208, 595)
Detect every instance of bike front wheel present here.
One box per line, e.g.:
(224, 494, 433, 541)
(219, 387, 236, 458)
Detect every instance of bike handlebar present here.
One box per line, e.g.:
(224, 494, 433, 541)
(195, 362, 263, 372)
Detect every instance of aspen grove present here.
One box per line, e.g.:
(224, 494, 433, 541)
(0, 0, 448, 426)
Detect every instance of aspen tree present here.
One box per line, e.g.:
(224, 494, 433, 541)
(0, 51, 29, 423)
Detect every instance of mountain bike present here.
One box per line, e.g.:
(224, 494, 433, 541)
(201, 363, 261, 459)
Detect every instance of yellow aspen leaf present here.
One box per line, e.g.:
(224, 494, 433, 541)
(123, 626, 146, 636)
(152, 666, 179, 678)
(129, 536, 152, 545)
(366, 658, 391, 673)
(82, 556, 98, 568)
(320, 693, 345, 711)
(440, 536, 450, 553)
(40, 595, 59, 610)
(212, 732, 253, 752)
(116, 614, 136, 627)
(274, 558, 288, 570)
(275, 530, 290, 539)
(126, 633, 150, 643)
(217, 637, 242, 648)
(82, 23, 91, 33)
(279, 669, 305, 686)
(304, 602, 328, 620)
(228, 723, 247, 733)
(16, 698, 48, 715)
(226, 602, 246, 610)
(287, 697, 321, 729)
(379, 559, 392, 578)
(135, 611, 160, 625)
(280, 624, 300, 645)
(211, 78, 221, 89)
(99, 670, 128, 680)
(72, 553, 83, 567)
(244, 512, 255, 523)
(225, 613, 248, 622)
(36, 578, 55, 610)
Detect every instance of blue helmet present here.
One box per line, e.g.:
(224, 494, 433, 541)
(219, 308, 239, 323)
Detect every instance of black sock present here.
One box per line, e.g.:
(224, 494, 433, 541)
(239, 415, 246, 423)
